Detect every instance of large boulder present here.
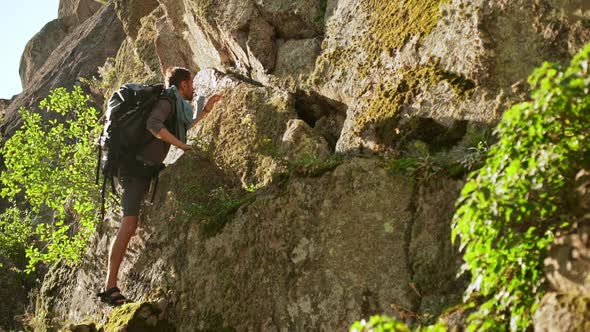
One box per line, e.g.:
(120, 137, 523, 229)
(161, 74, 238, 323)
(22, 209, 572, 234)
(312, 0, 590, 153)
(188, 70, 333, 188)
(18, 19, 68, 90)
(191, 82, 296, 188)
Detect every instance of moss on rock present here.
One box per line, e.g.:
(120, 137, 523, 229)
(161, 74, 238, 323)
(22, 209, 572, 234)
(101, 302, 174, 332)
(312, 0, 450, 85)
(356, 60, 475, 144)
(65, 322, 98, 332)
(134, 7, 166, 77)
(363, 0, 450, 65)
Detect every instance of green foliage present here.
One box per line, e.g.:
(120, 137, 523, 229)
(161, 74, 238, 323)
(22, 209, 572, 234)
(385, 136, 489, 182)
(0, 86, 102, 272)
(183, 185, 255, 237)
(350, 315, 448, 332)
(457, 141, 488, 173)
(452, 44, 590, 330)
(386, 142, 442, 182)
(0, 207, 32, 267)
(350, 315, 412, 332)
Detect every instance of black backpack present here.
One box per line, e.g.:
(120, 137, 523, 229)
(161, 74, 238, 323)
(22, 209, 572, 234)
(95, 83, 175, 219)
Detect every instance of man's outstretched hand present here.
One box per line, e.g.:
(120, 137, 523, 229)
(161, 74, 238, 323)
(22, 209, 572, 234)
(178, 143, 192, 151)
(206, 94, 222, 107)
(191, 94, 223, 128)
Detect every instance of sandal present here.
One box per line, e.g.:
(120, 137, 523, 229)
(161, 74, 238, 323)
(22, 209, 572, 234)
(97, 287, 132, 307)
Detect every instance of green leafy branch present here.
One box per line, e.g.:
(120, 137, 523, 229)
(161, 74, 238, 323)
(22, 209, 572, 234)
(0, 86, 103, 272)
(452, 44, 590, 330)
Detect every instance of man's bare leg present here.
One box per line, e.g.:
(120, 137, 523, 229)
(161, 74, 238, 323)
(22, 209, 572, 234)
(104, 216, 138, 299)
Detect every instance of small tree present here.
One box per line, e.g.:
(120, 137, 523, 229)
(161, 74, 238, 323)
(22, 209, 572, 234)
(0, 86, 102, 272)
(452, 44, 590, 330)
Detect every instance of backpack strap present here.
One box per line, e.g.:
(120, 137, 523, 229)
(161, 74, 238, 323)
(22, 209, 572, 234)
(100, 175, 107, 221)
(150, 175, 159, 203)
(95, 144, 102, 185)
(159, 93, 178, 137)
(99, 174, 120, 222)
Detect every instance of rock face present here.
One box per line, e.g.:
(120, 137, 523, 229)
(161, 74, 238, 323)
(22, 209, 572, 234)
(534, 168, 590, 331)
(35, 154, 464, 331)
(154, 17, 197, 74)
(544, 226, 590, 296)
(156, 0, 326, 86)
(0, 98, 12, 118)
(534, 293, 590, 332)
(113, 0, 159, 40)
(146, 0, 590, 154)
(58, 0, 104, 30)
(315, 0, 590, 153)
(100, 0, 590, 154)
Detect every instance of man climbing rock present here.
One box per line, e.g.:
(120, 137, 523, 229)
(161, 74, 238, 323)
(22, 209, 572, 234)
(97, 67, 221, 306)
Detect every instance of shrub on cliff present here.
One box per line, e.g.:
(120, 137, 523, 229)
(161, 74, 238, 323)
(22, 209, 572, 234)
(453, 43, 590, 330)
(0, 86, 102, 272)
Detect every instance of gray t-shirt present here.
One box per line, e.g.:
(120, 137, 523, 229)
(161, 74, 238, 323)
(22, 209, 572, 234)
(141, 98, 173, 164)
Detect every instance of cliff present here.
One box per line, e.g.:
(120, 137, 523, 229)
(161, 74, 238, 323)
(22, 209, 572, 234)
(1, 0, 589, 331)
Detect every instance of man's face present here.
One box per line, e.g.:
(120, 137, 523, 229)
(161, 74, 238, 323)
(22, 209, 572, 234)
(180, 75, 195, 101)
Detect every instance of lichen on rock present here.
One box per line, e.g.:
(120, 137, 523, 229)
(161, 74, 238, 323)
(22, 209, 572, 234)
(101, 302, 174, 332)
(312, 0, 450, 89)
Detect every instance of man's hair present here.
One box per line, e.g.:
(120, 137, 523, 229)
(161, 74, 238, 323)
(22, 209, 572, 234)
(165, 67, 192, 88)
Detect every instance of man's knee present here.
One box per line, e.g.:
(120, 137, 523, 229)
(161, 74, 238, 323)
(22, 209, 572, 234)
(121, 216, 139, 234)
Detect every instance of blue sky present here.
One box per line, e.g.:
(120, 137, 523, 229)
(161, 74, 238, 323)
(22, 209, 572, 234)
(0, 1, 60, 99)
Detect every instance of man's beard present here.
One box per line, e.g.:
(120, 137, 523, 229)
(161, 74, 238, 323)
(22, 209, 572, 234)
(183, 93, 194, 102)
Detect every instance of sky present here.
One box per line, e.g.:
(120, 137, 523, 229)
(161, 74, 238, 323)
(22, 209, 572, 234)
(0, 1, 60, 99)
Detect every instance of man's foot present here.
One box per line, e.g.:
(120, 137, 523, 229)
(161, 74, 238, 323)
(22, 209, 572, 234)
(97, 287, 132, 307)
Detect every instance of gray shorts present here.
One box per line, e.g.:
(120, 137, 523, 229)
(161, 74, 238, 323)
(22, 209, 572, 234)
(117, 174, 151, 217)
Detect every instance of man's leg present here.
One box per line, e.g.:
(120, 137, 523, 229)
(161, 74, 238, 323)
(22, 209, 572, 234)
(105, 215, 138, 290)
(100, 173, 149, 304)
